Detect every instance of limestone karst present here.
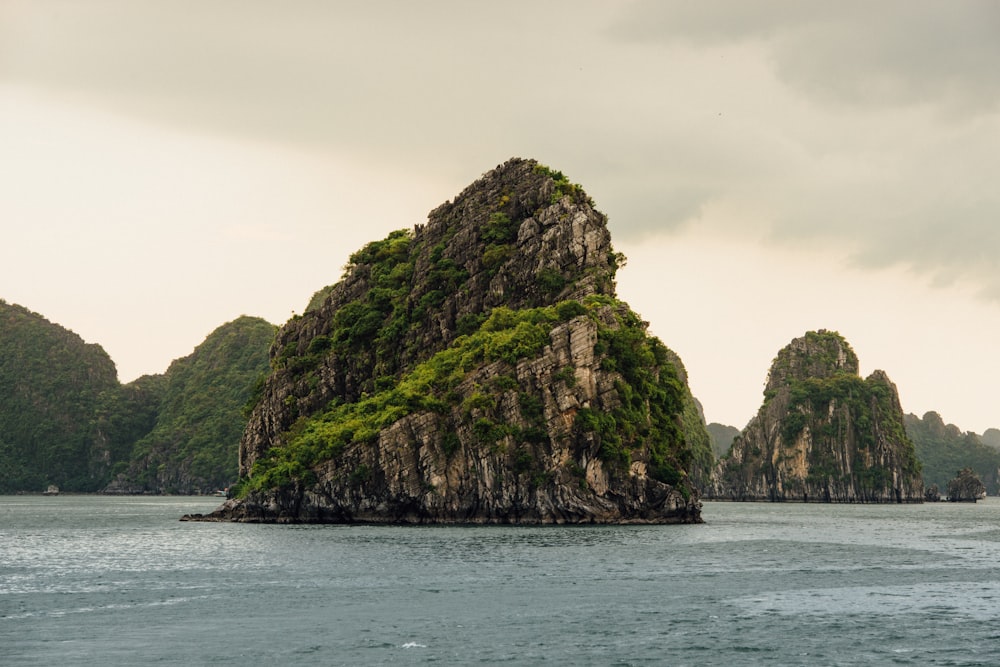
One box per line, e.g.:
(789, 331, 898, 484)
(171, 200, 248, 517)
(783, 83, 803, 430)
(708, 330, 923, 503)
(192, 158, 712, 524)
(947, 467, 986, 502)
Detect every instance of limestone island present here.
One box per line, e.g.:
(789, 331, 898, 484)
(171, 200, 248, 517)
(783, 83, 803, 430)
(185, 158, 711, 524)
(706, 330, 924, 503)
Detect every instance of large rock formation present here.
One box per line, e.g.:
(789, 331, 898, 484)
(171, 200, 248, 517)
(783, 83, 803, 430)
(947, 467, 986, 502)
(192, 158, 710, 524)
(708, 330, 923, 503)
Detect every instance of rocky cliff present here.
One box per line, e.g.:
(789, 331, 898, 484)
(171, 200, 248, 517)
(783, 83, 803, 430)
(708, 330, 923, 503)
(947, 467, 986, 502)
(192, 158, 710, 523)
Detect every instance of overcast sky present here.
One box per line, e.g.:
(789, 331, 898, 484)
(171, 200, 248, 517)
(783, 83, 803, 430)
(2, 1, 998, 433)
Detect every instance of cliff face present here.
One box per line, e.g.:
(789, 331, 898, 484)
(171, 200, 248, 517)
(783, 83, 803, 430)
(946, 467, 986, 502)
(197, 158, 710, 523)
(708, 330, 923, 503)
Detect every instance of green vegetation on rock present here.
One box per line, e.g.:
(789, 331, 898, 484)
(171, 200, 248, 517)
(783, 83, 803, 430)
(223, 158, 709, 523)
(905, 411, 1000, 495)
(107, 316, 276, 494)
(241, 296, 704, 499)
(0, 299, 275, 494)
(0, 300, 119, 492)
(711, 330, 923, 503)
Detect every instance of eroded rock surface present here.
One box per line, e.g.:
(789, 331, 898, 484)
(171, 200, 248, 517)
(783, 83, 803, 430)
(192, 159, 710, 524)
(708, 330, 923, 503)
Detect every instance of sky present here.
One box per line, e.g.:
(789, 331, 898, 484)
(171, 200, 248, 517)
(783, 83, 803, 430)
(2, 1, 998, 433)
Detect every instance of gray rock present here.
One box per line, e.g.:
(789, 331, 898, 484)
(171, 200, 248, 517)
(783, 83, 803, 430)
(707, 330, 923, 503)
(192, 159, 709, 524)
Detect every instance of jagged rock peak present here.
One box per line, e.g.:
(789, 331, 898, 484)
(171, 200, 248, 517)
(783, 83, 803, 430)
(765, 329, 859, 393)
(239, 158, 622, 479)
(708, 329, 923, 503)
(345, 157, 617, 310)
(189, 159, 709, 524)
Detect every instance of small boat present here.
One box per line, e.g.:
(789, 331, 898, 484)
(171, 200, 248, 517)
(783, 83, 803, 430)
(43, 485, 59, 496)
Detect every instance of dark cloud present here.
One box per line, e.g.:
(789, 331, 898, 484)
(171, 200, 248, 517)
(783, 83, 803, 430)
(611, 0, 1000, 114)
(609, 1, 1000, 302)
(4, 0, 999, 303)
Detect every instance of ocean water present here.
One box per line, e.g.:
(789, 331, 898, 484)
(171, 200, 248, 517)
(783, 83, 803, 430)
(3, 496, 1000, 666)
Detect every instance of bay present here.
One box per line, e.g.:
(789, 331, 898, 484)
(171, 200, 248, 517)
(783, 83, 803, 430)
(3, 495, 1000, 665)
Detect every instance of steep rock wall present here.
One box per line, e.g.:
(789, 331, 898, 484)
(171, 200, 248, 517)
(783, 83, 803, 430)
(708, 330, 923, 503)
(193, 159, 710, 523)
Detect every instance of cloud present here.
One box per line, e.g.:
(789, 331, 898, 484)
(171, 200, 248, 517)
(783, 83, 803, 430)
(608, 1, 1000, 302)
(610, 0, 1000, 114)
(4, 1, 1000, 304)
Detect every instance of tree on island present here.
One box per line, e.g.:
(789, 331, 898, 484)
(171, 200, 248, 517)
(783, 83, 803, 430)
(947, 467, 986, 502)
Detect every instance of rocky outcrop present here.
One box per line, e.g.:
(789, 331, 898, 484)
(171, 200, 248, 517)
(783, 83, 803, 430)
(707, 330, 923, 503)
(189, 159, 710, 524)
(947, 468, 986, 502)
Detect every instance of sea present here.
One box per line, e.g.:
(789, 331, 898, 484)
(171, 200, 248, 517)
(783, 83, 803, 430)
(3, 496, 1000, 666)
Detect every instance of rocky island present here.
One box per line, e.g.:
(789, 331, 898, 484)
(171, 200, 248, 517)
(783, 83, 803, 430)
(707, 330, 923, 503)
(188, 158, 711, 524)
(947, 467, 986, 502)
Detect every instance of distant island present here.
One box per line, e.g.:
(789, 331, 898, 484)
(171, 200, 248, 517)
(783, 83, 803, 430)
(707, 330, 923, 503)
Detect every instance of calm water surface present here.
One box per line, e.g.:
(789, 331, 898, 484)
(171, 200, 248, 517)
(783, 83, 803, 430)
(3, 496, 1000, 665)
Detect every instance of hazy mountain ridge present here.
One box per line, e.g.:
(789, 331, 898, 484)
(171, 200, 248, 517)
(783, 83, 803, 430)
(706, 422, 740, 459)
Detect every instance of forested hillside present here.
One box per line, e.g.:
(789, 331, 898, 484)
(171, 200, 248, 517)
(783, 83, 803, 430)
(0, 299, 274, 493)
(0, 301, 119, 492)
(105, 317, 275, 493)
(905, 412, 1000, 495)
